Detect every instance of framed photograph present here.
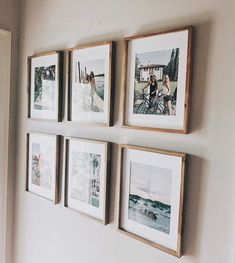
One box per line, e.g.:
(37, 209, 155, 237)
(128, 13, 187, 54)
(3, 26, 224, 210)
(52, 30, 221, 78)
(117, 145, 186, 257)
(28, 51, 63, 121)
(65, 138, 111, 224)
(122, 26, 193, 133)
(26, 133, 61, 203)
(68, 41, 114, 126)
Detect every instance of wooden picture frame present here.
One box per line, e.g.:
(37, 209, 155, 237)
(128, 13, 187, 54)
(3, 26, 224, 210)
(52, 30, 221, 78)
(117, 144, 186, 257)
(27, 50, 64, 122)
(121, 26, 193, 133)
(64, 137, 111, 225)
(68, 41, 115, 126)
(26, 132, 61, 204)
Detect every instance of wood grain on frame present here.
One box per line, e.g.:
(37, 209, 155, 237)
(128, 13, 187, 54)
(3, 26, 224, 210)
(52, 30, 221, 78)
(64, 137, 111, 225)
(117, 144, 186, 257)
(67, 41, 115, 126)
(25, 132, 61, 204)
(27, 50, 64, 122)
(121, 26, 193, 134)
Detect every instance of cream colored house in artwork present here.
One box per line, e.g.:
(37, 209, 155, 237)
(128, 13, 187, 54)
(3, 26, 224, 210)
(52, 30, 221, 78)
(139, 64, 165, 82)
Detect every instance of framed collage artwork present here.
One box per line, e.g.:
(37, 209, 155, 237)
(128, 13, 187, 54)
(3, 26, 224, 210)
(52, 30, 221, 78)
(28, 51, 64, 121)
(64, 138, 111, 224)
(26, 132, 61, 203)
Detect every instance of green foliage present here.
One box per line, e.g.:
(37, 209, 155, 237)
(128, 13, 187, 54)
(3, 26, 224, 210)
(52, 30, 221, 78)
(34, 67, 43, 101)
(135, 56, 141, 81)
(34, 65, 56, 101)
(90, 153, 101, 176)
(163, 48, 180, 81)
(92, 155, 100, 168)
(173, 48, 179, 81)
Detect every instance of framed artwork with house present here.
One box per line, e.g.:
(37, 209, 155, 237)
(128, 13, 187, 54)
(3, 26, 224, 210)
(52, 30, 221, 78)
(27, 51, 64, 121)
(121, 26, 193, 133)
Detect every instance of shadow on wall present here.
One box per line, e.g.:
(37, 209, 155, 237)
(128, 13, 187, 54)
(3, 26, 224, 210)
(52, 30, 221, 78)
(183, 154, 204, 256)
(189, 19, 213, 133)
(108, 142, 119, 223)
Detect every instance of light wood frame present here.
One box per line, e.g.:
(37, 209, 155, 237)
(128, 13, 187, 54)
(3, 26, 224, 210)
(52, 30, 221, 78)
(64, 137, 111, 225)
(67, 40, 115, 126)
(117, 144, 186, 257)
(27, 50, 64, 122)
(26, 132, 61, 204)
(121, 26, 193, 134)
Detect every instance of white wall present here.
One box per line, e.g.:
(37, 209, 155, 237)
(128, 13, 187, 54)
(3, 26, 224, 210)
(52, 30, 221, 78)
(0, 29, 11, 263)
(14, 1, 235, 263)
(0, 1, 19, 263)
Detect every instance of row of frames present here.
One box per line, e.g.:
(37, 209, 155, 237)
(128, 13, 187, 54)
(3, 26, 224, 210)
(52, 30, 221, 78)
(26, 132, 186, 257)
(27, 26, 193, 133)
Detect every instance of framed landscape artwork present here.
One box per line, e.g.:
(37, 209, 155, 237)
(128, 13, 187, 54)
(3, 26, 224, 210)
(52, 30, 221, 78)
(65, 138, 111, 224)
(117, 145, 186, 257)
(28, 51, 63, 121)
(68, 41, 114, 126)
(26, 133, 61, 203)
(122, 26, 193, 133)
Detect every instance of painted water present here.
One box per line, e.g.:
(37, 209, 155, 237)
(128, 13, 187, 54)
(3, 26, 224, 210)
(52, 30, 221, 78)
(129, 194, 171, 234)
(73, 76, 104, 113)
(95, 76, 104, 100)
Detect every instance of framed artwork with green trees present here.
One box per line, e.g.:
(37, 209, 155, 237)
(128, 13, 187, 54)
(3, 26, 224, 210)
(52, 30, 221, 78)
(121, 26, 193, 133)
(64, 137, 111, 225)
(28, 51, 63, 121)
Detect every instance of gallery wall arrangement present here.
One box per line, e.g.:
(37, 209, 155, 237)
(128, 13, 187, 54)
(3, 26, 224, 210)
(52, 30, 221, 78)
(26, 25, 193, 257)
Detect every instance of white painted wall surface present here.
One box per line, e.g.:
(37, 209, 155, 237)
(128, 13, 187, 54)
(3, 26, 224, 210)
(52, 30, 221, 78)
(0, 1, 19, 262)
(0, 29, 11, 263)
(13, 1, 235, 263)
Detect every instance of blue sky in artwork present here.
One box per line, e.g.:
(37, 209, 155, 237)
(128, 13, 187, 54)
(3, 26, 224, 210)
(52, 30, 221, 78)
(80, 59, 105, 75)
(136, 49, 173, 66)
(130, 162, 172, 205)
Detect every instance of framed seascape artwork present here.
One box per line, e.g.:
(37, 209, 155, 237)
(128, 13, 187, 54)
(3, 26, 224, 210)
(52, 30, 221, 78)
(117, 145, 186, 257)
(26, 133, 61, 203)
(68, 41, 114, 126)
(65, 138, 111, 224)
(122, 26, 193, 133)
(28, 51, 63, 121)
